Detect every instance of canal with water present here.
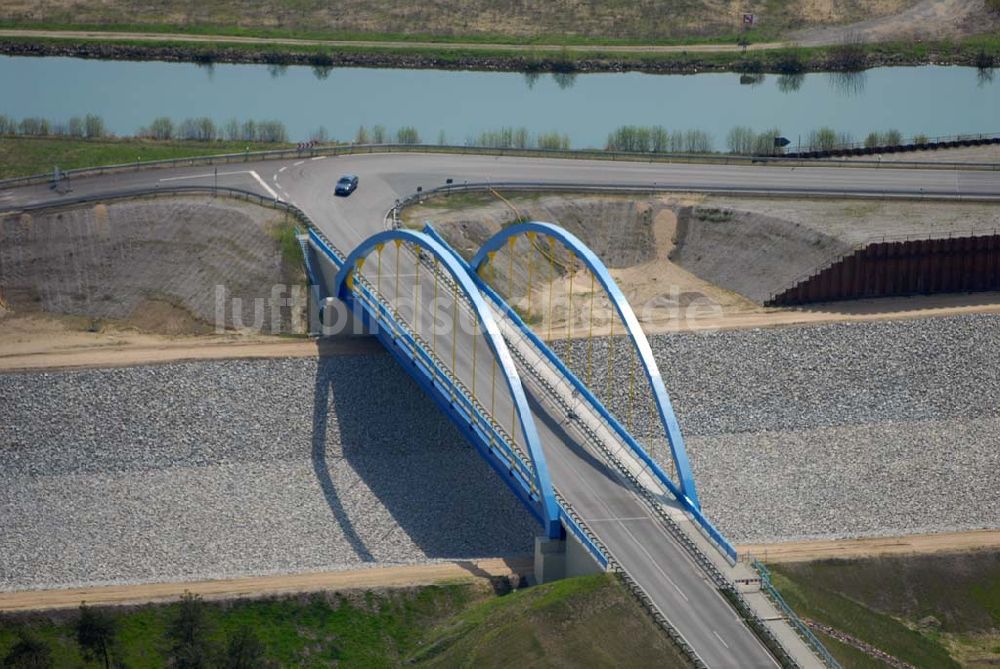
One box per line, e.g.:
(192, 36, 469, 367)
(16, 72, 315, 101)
(1, 55, 998, 149)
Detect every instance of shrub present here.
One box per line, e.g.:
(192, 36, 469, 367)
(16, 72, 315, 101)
(827, 32, 867, 70)
(883, 129, 903, 146)
(537, 131, 570, 150)
(84, 114, 105, 139)
(727, 126, 755, 154)
(396, 126, 421, 144)
(807, 127, 838, 151)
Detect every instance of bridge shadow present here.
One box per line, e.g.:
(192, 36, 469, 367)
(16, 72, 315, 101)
(310, 341, 537, 563)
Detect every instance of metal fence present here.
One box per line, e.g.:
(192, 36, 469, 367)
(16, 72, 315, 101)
(3, 140, 998, 191)
(752, 560, 843, 669)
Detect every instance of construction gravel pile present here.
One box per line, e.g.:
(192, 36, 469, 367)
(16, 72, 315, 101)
(0, 355, 536, 591)
(553, 313, 1000, 543)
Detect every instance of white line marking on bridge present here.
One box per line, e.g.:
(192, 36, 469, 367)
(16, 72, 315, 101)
(278, 166, 288, 173)
(311, 156, 326, 161)
(272, 174, 278, 183)
(249, 170, 280, 200)
(293, 160, 305, 167)
(582, 517, 650, 523)
(712, 630, 730, 649)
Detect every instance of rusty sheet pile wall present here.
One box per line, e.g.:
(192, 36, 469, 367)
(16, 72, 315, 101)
(768, 233, 1000, 306)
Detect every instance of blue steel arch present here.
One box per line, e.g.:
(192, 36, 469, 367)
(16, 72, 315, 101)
(335, 229, 562, 538)
(470, 221, 701, 509)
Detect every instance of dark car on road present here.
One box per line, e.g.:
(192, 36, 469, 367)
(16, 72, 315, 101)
(335, 174, 359, 196)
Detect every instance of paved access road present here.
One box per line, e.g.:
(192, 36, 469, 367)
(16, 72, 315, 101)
(3, 152, 999, 248)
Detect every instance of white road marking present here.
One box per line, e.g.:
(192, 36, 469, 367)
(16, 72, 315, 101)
(272, 174, 278, 183)
(713, 630, 730, 649)
(582, 516, 650, 523)
(158, 170, 250, 182)
(278, 166, 288, 173)
(293, 160, 305, 167)
(310, 155, 326, 161)
(249, 170, 280, 200)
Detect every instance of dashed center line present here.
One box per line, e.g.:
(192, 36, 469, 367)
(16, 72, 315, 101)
(713, 630, 730, 649)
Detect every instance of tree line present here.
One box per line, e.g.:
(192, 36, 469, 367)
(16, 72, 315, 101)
(0, 115, 288, 143)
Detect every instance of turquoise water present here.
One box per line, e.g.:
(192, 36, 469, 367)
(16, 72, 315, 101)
(0, 56, 997, 148)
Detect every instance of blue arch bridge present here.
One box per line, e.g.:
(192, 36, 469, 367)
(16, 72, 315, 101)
(299, 218, 838, 669)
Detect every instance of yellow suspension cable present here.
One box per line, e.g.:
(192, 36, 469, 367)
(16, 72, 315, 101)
(547, 236, 555, 341)
(432, 257, 439, 355)
(471, 307, 478, 396)
(393, 239, 401, 316)
(627, 345, 637, 432)
(413, 244, 420, 335)
(508, 236, 515, 303)
(587, 271, 595, 386)
(526, 231, 535, 320)
(451, 289, 458, 379)
(606, 301, 616, 399)
(568, 258, 574, 340)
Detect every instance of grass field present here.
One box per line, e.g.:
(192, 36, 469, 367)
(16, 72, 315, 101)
(1, 554, 996, 666)
(770, 551, 1000, 668)
(0, 136, 291, 179)
(0, 0, 921, 43)
(0, 575, 689, 668)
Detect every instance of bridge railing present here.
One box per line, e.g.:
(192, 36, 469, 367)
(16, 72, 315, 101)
(752, 560, 843, 669)
(308, 226, 610, 564)
(423, 226, 738, 563)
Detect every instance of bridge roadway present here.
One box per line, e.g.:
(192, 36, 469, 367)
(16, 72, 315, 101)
(7, 152, 999, 666)
(357, 238, 778, 666)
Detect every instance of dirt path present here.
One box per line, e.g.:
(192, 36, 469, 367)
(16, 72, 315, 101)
(738, 529, 1000, 563)
(2, 531, 995, 612)
(0, 28, 787, 53)
(0, 558, 533, 612)
(4, 291, 1000, 372)
(792, 0, 989, 45)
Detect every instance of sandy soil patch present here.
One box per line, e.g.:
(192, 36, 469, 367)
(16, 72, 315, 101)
(0, 557, 532, 612)
(414, 191, 1000, 336)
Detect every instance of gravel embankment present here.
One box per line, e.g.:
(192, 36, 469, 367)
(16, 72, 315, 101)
(553, 313, 1000, 543)
(0, 355, 536, 591)
(2, 313, 998, 590)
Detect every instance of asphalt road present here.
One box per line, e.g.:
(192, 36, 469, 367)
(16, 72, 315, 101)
(8, 151, 996, 666)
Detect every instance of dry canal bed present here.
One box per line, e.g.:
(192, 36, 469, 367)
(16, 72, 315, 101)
(1, 313, 997, 591)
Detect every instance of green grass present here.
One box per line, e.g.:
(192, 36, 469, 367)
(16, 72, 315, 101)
(0, 585, 480, 668)
(411, 574, 688, 667)
(767, 553, 1000, 669)
(269, 216, 305, 269)
(0, 136, 291, 179)
(0, 575, 689, 668)
(0, 19, 746, 47)
(3, 31, 998, 76)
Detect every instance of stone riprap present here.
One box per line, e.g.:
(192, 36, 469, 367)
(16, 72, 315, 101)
(552, 313, 1000, 543)
(3, 313, 998, 589)
(0, 354, 536, 591)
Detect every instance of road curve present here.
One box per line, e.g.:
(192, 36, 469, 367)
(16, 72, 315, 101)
(3, 152, 999, 247)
